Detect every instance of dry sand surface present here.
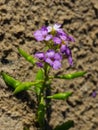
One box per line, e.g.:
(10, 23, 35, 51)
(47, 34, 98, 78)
(0, 0, 98, 130)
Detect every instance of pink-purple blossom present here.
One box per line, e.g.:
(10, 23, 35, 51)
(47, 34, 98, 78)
(35, 50, 62, 70)
(53, 37, 61, 44)
(60, 45, 73, 66)
(35, 52, 45, 60)
(33, 23, 75, 67)
(34, 26, 52, 41)
(33, 24, 75, 43)
(45, 50, 62, 70)
(92, 91, 97, 98)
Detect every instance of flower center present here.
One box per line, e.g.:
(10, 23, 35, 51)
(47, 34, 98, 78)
(51, 28, 56, 36)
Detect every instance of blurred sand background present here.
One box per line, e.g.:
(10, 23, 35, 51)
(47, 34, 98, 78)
(0, 0, 98, 130)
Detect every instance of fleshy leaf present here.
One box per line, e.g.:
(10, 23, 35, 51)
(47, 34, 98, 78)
(13, 81, 43, 94)
(1, 72, 21, 89)
(34, 69, 44, 95)
(47, 92, 72, 100)
(54, 120, 74, 130)
(37, 97, 45, 127)
(55, 71, 86, 79)
(18, 48, 36, 65)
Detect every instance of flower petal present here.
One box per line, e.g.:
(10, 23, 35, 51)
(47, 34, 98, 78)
(67, 35, 75, 42)
(35, 52, 45, 60)
(53, 24, 61, 31)
(36, 62, 43, 68)
(45, 58, 53, 66)
(68, 56, 73, 66)
(47, 26, 52, 32)
(54, 53, 62, 60)
(41, 26, 48, 36)
(45, 50, 55, 58)
(45, 35, 52, 41)
(53, 37, 61, 44)
(34, 30, 44, 41)
(53, 60, 61, 70)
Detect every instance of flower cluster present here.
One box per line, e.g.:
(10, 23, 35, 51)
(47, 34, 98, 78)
(35, 50, 62, 70)
(33, 24, 75, 69)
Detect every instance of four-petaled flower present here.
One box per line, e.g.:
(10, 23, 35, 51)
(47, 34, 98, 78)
(45, 50, 62, 70)
(47, 24, 61, 33)
(34, 26, 52, 41)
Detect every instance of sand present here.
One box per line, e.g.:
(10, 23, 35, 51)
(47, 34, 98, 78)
(0, 0, 98, 130)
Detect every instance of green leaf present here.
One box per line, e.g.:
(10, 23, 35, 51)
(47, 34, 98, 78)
(55, 71, 86, 79)
(47, 92, 72, 100)
(37, 97, 45, 127)
(18, 48, 36, 65)
(1, 72, 43, 94)
(34, 69, 44, 95)
(13, 81, 42, 94)
(54, 120, 74, 130)
(35, 69, 44, 80)
(1, 72, 21, 89)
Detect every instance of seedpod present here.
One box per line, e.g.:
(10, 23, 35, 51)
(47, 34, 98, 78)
(55, 71, 86, 79)
(1, 72, 21, 89)
(47, 92, 72, 100)
(14, 80, 44, 94)
(18, 48, 36, 65)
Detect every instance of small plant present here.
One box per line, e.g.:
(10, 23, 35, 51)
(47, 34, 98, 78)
(1, 24, 86, 130)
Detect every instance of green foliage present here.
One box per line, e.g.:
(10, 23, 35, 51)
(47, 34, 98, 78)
(1, 72, 43, 94)
(13, 82, 35, 94)
(34, 69, 45, 95)
(54, 120, 74, 130)
(18, 48, 36, 65)
(37, 97, 45, 127)
(55, 71, 86, 79)
(47, 92, 72, 100)
(1, 72, 21, 89)
(14, 80, 44, 94)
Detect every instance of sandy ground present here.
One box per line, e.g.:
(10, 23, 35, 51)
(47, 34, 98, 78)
(0, 0, 98, 130)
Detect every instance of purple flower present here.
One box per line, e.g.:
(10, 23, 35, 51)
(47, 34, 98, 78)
(41, 26, 48, 35)
(60, 45, 73, 66)
(68, 56, 73, 66)
(34, 30, 45, 41)
(45, 35, 52, 41)
(35, 52, 45, 60)
(45, 50, 62, 70)
(45, 50, 55, 58)
(53, 60, 62, 70)
(57, 29, 66, 36)
(35, 50, 62, 70)
(47, 24, 61, 33)
(92, 91, 97, 98)
(34, 52, 45, 68)
(61, 45, 71, 56)
(33, 24, 74, 67)
(34, 26, 52, 41)
(67, 35, 75, 42)
(57, 29, 75, 42)
(36, 62, 43, 68)
(60, 34, 68, 41)
(53, 37, 61, 44)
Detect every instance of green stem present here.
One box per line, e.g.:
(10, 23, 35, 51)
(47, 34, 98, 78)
(38, 64, 49, 130)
